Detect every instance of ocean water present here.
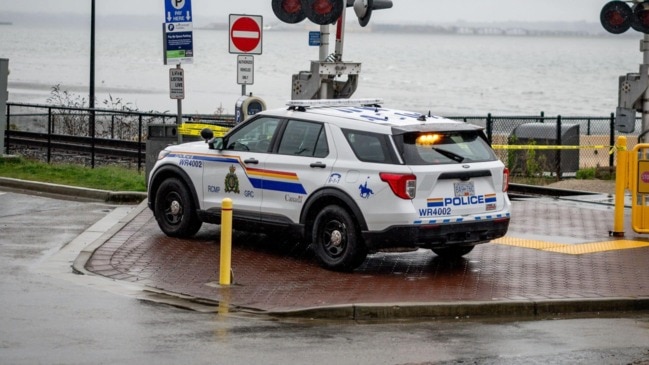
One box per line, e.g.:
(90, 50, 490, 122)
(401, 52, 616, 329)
(0, 23, 643, 116)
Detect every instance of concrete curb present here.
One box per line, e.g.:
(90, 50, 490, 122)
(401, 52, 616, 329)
(0, 177, 147, 204)
(266, 297, 649, 320)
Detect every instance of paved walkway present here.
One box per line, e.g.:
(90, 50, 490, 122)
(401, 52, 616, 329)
(79, 195, 649, 319)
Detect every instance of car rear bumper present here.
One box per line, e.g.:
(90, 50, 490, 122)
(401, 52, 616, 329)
(362, 217, 510, 250)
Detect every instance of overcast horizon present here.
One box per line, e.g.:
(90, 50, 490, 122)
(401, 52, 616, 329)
(3, 0, 606, 25)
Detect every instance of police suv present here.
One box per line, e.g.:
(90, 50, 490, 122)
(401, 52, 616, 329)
(147, 99, 511, 271)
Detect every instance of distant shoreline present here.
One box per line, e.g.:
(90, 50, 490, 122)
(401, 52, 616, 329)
(0, 22, 12, 26)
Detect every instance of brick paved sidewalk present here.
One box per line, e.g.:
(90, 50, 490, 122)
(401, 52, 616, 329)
(84, 198, 649, 318)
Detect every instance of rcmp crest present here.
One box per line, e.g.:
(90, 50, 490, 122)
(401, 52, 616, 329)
(224, 165, 240, 194)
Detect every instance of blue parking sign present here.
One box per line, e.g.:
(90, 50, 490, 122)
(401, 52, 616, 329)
(165, 0, 192, 23)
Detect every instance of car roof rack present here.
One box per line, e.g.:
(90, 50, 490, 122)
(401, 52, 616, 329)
(286, 98, 384, 111)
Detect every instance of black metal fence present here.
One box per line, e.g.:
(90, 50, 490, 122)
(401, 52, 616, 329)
(2, 103, 641, 179)
(3, 102, 235, 171)
(448, 113, 633, 179)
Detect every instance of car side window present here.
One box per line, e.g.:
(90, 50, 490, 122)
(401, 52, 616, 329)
(343, 129, 396, 164)
(278, 120, 328, 157)
(225, 117, 280, 152)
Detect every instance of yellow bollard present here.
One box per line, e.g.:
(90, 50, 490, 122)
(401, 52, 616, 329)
(219, 198, 233, 285)
(612, 136, 627, 237)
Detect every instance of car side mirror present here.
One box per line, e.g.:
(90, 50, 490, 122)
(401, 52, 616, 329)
(208, 137, 224, 150)
(200, 128, 214, 142)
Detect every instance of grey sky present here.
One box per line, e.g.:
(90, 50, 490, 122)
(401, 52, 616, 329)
(5, 0, 604, 24)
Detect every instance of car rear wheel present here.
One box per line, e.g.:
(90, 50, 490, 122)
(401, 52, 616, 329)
(154, 177, 202, 237)
(312, 205, 367, 271)
(432, 245, 475, 258)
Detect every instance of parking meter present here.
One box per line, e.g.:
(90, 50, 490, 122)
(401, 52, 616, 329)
(235, 94, 266, 124)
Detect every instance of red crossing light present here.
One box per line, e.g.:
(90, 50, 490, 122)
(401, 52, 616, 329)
(302, 0, 345, 25)
(600, 1, 632, 34)
(632, 2, 649, 33)
(272, 0, 307, 24)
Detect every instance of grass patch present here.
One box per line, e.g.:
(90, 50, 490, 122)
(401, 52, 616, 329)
(0, 156, 146, 192)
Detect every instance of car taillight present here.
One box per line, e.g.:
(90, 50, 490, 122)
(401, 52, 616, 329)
(380, 173, 416, 200)
(502, 168, 509, 192)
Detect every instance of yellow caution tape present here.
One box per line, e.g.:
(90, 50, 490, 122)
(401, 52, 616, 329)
(492, 145, 609, 150)
(178, 123, 231, 137)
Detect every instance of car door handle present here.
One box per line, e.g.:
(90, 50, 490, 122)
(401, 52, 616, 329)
(244, 158, 259, 165)
(310, 162, 327, 168)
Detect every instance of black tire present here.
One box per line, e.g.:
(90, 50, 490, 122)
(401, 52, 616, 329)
(432, 245, 475, 258)
(311, 205, 367, 271)
(154, 177, 202, 237)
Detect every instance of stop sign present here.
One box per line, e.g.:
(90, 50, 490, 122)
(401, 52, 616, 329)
(229, 15, 263, 55)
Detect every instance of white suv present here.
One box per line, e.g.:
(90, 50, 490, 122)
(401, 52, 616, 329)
(148, 99, 511, 271)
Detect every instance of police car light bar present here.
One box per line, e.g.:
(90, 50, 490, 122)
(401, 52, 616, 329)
(287, 98, 384, 108)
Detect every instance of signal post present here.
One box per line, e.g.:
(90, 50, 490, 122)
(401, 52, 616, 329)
(271, 0, 392, 100)
(602, 1, 649, 233)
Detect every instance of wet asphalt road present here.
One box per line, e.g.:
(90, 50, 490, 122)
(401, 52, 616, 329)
(1, 188, 649, 365)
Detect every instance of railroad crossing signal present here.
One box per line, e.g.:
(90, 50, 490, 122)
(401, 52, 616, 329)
(272, 0, 393, 27)
(601, 0, 649, 34)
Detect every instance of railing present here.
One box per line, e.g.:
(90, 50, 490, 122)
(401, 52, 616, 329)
(447, 113, 634, 179)
(2, 102, 642, 179)
(4, 102, 235, 171)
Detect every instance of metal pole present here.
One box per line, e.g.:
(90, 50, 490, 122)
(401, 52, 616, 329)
(642, 34, 649, 143)
(89, 0, 96, 167)
(319, 24, 330, 99)
(556, 115, 562, 180)
(334, 7, 346, 60)
(612, 136, 628, 237)
(0, 58, 8, 155)
(89, 0, 95, 109)
(319, 25, 329, 62)
(219, 198, 233, 286)
(176, 63, 183, 144)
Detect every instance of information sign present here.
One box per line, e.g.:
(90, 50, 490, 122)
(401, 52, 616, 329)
(163, 22, 193, 65)
(309, 31, 321, 46)
(237, 55, 254, 85)
(169, 67, 185, 99)
(165, 0, 192, 23)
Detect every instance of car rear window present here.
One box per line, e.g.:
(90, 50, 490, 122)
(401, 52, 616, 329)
(395, 131, 497, 165)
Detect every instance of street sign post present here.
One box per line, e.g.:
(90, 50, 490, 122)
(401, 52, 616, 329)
(237, 55, 254, 85)
(169, 67, 185, 99)
(163, 0, 193, 144)
(229, 14, 263, 55)
(0, 59, 8, 155)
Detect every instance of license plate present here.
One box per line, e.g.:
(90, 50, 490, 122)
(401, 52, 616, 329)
(454, 182, 475, 197)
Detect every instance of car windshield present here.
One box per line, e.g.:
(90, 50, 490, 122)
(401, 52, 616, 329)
(397, 131, 497, 165)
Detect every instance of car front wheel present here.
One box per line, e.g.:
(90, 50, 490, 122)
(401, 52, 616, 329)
(312, 205, 367, 271)
(154, 177, 202, 237)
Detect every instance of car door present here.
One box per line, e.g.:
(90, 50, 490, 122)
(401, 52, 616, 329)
(202, 117, 281, 224)
(261, 119, 336, 224)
